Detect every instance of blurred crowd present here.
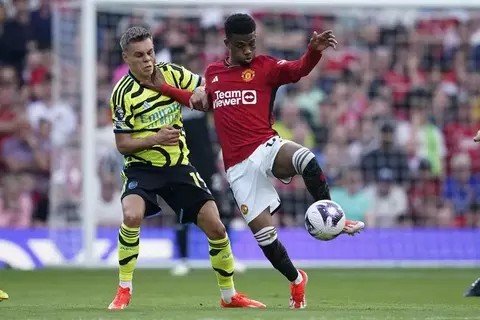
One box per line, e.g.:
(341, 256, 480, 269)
(1, 1, 480, 228)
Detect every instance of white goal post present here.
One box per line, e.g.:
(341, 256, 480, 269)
(66, 0, 480, 266)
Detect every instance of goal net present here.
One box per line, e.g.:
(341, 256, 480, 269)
(51, 0, 480, 267)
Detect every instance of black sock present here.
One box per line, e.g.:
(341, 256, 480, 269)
(302, 158, 331, 201)
(176, 224, 188, 259)
(259, 238, 298, 282)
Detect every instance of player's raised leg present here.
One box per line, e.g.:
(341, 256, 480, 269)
(196, 200, 265, 308)
(0, 289, 9, 301)
(272, 141, 364, 235)
(108, 194, 145, 310)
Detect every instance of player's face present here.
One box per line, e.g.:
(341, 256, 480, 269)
(122, 38, 155, 80)
(225, 32, 256, 66)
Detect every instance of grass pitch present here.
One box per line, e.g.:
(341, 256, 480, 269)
(0, 268, 479, 320)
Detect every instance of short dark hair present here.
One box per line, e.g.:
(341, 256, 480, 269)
(120, 26, 152, 51)
(224, 13, 256, 38)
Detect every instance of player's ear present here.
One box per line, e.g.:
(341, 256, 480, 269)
(223, 38, 229, 48)
(122, 51, 128, 63)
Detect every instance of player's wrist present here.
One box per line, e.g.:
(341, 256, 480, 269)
(307, 44, 324, 53)
(146, 134, 157, 147)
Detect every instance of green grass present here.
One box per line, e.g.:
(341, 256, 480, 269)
(0, 268, 479, 319)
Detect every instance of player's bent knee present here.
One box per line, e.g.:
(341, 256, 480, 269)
(197, 200, 226, 240)
(206, 222, 227, 240)
(254, 226, 277, 246)
(200, 217, 226, 240)
(121, 195, 145, 227)
(122, 210, 143, 227)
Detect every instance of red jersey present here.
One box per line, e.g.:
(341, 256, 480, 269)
(205, 48, 322, 170)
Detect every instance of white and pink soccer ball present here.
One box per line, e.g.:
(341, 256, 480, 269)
(305, 200, 346, 241)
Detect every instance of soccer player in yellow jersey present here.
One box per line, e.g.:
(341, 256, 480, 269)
(0, 289, 8, 301)
(107, 26, 264, 310)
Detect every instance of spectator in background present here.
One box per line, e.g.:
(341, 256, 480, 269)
(0, 174, 33, 228)
(348, 115, 377, 165)
(365, 167, 408, 228)
(444, 103, 480, 173)
(0, 0, 32, 74)
(361, 122, 410, 184)
(407, 159, 451, 226)
(0, 2, 6, 39)
(31, 117, 51, 225)
(405, 105, 446, 177)
(30, 0, 51, 50)
(0, 66, 23, 169)
(273, 101, 315, 149)
(23, 50, 49, 86)
(294, 73, 324, 126)
(95, 150, 123, 227)
(443, 153, 480, 227)
(331, 167, 372, 223)
(27, 74, 77, 146)
(1, 117, 50, 175)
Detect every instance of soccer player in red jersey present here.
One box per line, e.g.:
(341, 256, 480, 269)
(143, 13, 365, 309)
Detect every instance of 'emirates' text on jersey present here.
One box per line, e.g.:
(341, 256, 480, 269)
(110, 63, 201, 168)
(205, 49, 322, 170)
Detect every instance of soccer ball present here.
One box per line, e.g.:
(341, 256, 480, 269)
(305, 200, 346, 241)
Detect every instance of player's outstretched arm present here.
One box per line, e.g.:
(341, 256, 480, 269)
(474, 130, 480, 142)
(140, 67, 208, 111)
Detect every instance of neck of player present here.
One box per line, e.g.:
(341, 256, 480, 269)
(132, 70, 151, 84)
(227, 57, 242, 67)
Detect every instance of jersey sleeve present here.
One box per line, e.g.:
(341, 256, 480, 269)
(168, 64, 202, 92)
(110, 86, 134, 133)
(203, 65, 214, 110)
(263, 48, 322, 87)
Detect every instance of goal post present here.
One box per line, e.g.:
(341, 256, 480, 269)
(50, 0, 480, 267)
(81, 0, 97, 267)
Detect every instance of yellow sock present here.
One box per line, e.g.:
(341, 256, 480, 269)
(118, 223, 140, 283)
(208, 236, 236, 301)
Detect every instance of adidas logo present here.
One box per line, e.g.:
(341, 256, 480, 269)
(212, 76, 219, 83)
(143, 101, 151, 109)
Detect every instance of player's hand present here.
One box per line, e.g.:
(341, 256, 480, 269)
(309, 30, 337, 52)
(140, 67, 165, 91)
(189, 86, 209, 111)
(150, 126, 180, 146)
(474, 130, 480, 143)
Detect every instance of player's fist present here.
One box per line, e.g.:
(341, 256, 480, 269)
(309, 30, 337, 52)
(189, 86, 209, 111)
(474, 130, 480, 143)
(150, 126, 180, 146)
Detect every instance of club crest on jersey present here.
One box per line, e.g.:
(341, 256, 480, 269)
(241, 69, 255, 82)
(115, 105, 124, 118)
(240, 204, 249, 215)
